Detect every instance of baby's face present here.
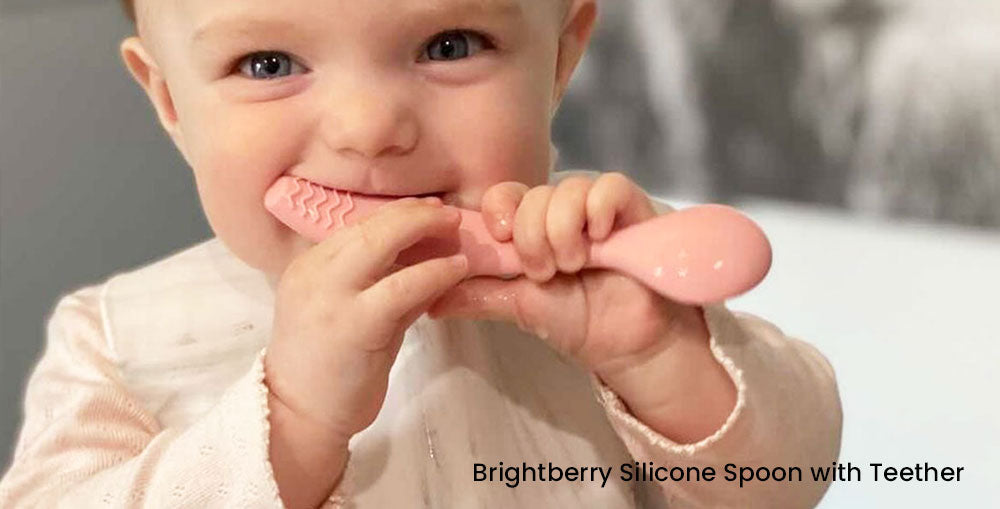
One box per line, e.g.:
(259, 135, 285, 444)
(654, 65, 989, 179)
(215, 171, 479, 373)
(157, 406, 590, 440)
(125, 0, 589, 275)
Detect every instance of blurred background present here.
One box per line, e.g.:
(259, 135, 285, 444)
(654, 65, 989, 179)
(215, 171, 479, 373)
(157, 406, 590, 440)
(556, 0, 1000, 227)
(2, 0, 998, 506)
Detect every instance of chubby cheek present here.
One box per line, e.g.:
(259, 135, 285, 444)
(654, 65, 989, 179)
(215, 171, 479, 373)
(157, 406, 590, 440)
(182, 100, 316, 275)
(432, 74, 553, 208)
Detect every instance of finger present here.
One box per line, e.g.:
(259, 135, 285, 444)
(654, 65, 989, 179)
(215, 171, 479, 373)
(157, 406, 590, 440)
(480, 182, 530, 242)
(335, 199, 462, 289)
(513, 186, 557, 282)
(427, 277, 524, 325)
(586, 172, 658, 241)
(428, 275, 587, 352)
(360, 253, 470, 343)
(547, 177, 593, 274)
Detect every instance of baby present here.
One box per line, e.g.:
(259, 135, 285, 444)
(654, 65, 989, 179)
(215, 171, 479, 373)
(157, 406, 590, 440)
(0, 0, 842, 507)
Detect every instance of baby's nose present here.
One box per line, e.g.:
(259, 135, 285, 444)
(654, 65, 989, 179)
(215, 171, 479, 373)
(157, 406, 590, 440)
(319, 81, 419, 159)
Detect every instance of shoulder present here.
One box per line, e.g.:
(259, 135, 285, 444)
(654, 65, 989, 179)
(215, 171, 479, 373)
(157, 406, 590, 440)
(101, 237, 260, 302)
(44, 239, 275, 427)
(51, 238, 274, 363)
(49, 239, 229, 327)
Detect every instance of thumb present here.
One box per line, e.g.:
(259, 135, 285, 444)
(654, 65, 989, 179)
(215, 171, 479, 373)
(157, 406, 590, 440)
(427, 277, 529, 328)
(427, 274, 588, 348)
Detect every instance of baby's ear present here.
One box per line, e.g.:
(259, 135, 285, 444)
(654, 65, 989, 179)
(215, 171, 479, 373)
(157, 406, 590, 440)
(552, 0, 598, 112)
(119, 37, 188, 157)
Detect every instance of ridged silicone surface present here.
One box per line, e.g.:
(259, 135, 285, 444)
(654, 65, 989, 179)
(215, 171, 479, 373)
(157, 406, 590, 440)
(265, 176, 772, 304)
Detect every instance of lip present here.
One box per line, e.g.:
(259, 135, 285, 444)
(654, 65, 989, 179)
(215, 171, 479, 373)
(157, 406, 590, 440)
(287, 173, 445, 200)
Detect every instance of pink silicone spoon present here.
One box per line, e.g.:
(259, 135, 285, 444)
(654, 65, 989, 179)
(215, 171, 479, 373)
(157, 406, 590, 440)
(265, 177, 772, 304)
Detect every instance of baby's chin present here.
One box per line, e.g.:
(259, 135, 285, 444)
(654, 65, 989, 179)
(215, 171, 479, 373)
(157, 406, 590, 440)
(214, 219, 310, 281)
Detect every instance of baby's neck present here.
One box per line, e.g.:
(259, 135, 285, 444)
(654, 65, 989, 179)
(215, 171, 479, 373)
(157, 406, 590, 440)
(265, 273, 280, 293)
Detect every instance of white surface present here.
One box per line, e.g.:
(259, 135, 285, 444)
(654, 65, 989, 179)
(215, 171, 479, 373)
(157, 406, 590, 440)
(660, 195, 1000, 508)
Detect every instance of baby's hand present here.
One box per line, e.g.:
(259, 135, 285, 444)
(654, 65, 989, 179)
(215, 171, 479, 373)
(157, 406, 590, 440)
(432, 173, 668, 369)
(263, 197, 468, 505)
(267, 197, 467, 435)
(428, 173, 736, 443)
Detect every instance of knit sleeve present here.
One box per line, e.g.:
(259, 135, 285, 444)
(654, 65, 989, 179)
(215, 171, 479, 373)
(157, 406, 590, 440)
(0, 285, 345, 508)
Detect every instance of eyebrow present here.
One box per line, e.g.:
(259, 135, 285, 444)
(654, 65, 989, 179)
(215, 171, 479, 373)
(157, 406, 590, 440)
(407, 0, 524, 19)
(191, 0, 523, 45)
(192, 19, 303, 46)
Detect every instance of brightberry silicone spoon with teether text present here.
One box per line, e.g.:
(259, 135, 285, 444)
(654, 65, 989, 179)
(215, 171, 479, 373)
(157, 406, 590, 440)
(264, 177, 772, 305)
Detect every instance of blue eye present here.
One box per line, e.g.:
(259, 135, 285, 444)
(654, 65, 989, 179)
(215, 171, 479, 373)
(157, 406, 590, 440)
(238, 52, 306, 79)
(422, 31, 492, 62)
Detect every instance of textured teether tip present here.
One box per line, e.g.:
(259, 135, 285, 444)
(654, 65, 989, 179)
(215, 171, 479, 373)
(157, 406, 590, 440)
(265, 177, 361, 243)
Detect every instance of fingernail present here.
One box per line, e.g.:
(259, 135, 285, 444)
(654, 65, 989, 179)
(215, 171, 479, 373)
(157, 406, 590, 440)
(590, 220, 610, 241)
(449, 254, 468, 269)
(497, 213, 511, 229)
(525, 260, 554, 282)
(494, 212, 513, 236)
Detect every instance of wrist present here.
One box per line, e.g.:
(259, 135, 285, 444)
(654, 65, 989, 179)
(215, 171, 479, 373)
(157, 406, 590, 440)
(595, 305, 737, 443)
(264, 346, 356, 439)
(267, 390, 352, 450)
(593, 303, 707, 384)
(268, 391, 351, 509)
(264, 353, 352, 509)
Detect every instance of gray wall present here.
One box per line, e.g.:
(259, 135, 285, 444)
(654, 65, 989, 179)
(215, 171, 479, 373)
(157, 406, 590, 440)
(1, 1, 211, 470)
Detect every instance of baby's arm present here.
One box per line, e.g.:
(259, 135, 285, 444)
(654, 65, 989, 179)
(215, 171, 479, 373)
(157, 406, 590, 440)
(0, 198, 464, 509)
(598, 193, 843, 507)
(430, 168, 842, 506)
(0, 285, 305, 508)
(595, 303, 842, 508)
